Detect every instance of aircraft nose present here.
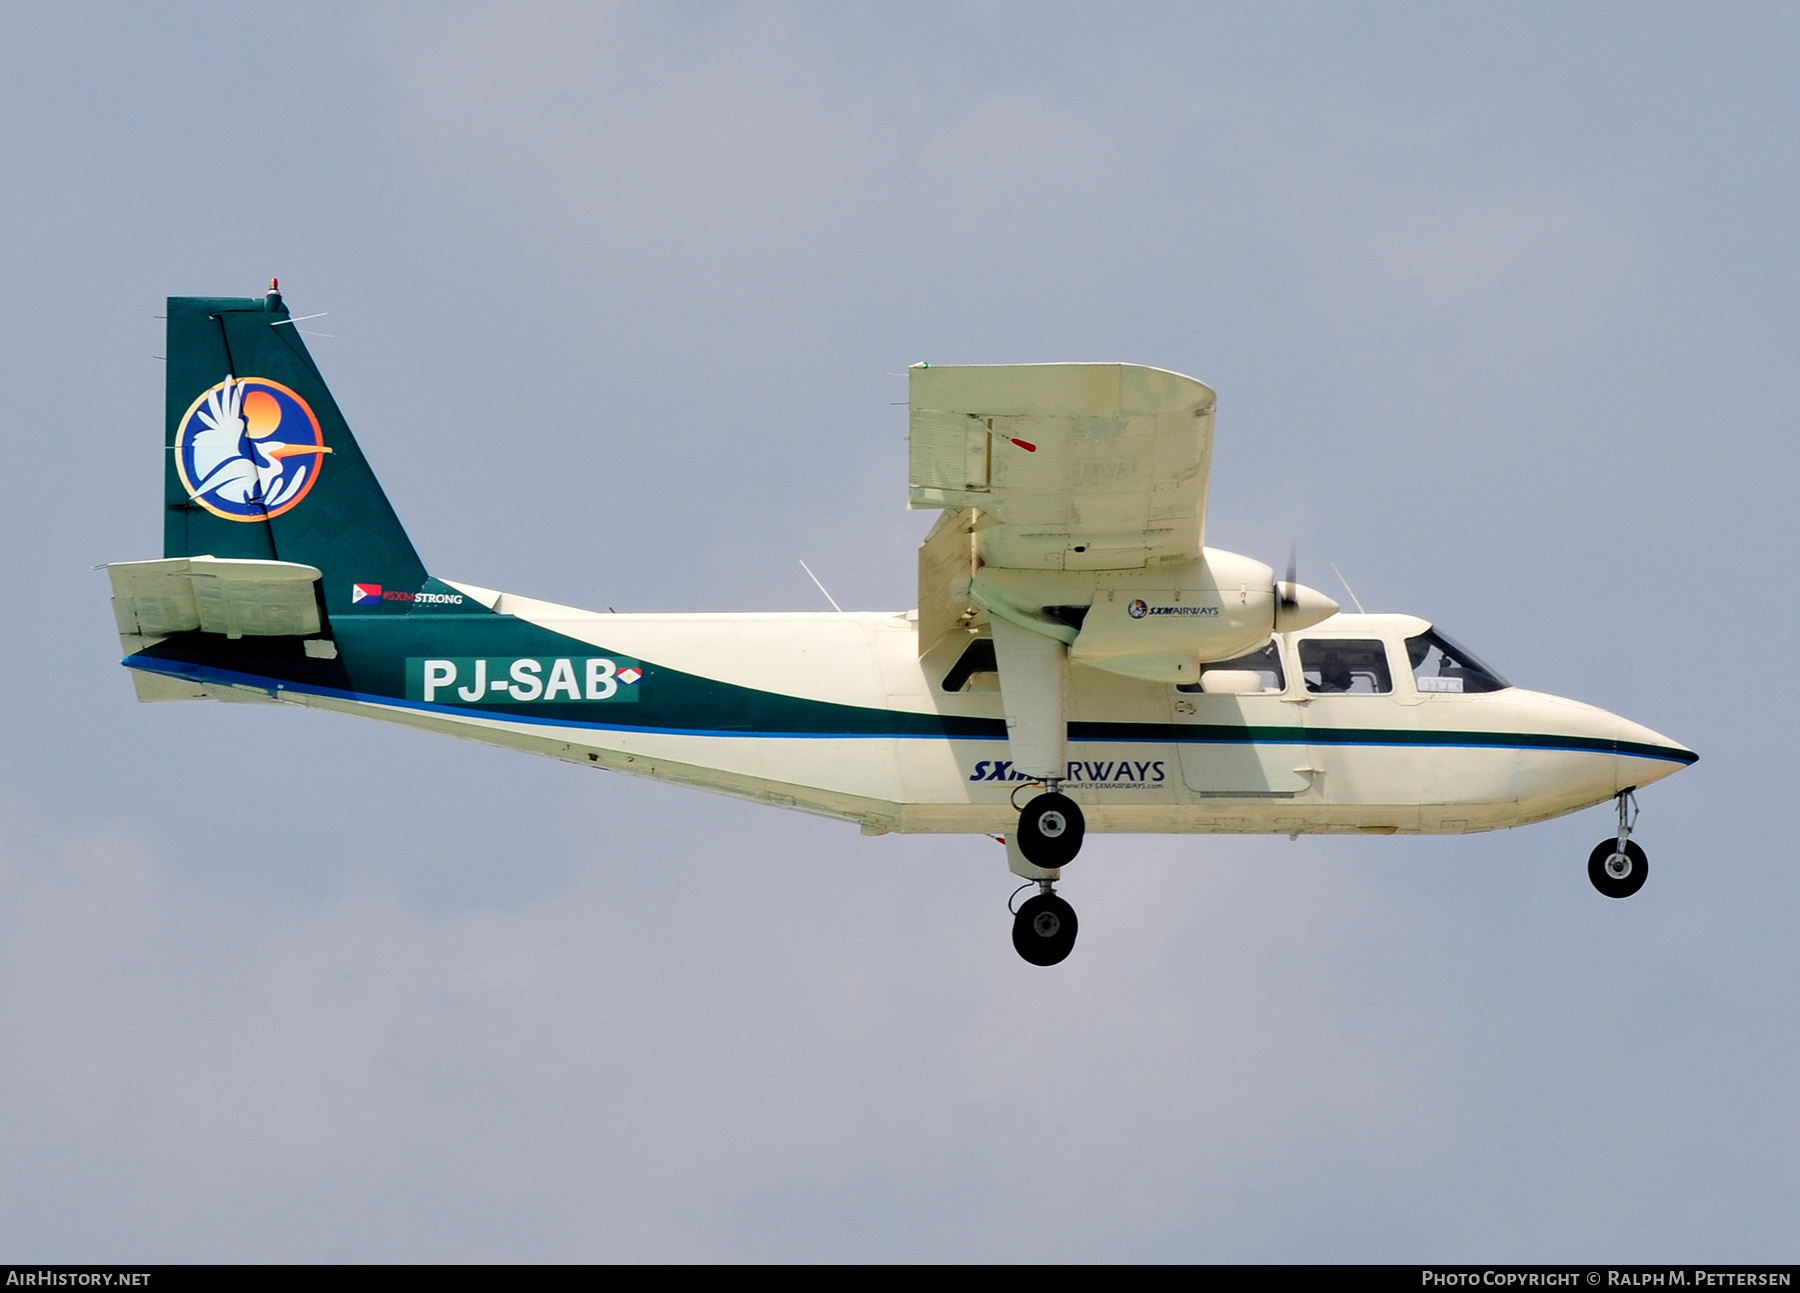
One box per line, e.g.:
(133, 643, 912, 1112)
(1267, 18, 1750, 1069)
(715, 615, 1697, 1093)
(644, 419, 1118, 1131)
(1609, 713, 1697, 792)
(1520, 692, 1696, 803)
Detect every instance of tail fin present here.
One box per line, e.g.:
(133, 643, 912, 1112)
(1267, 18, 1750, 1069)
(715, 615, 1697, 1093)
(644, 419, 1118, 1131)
(164, 282, 428, 616)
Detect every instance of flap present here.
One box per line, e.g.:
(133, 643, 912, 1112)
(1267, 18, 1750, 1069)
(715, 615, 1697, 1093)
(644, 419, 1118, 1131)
(916, 507, 977, 655)
(109, 556, 323, 640)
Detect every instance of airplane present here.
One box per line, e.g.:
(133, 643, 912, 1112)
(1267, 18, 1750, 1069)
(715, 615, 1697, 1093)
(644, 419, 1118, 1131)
(107, 282, 1697, 966)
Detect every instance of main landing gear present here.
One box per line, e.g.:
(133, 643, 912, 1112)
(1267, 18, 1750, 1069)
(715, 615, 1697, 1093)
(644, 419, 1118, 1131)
(1013, 886, 1079, 966)
(1588, 788, 1648, 899)
(1017, 790, 1085, 869)
(1008, 787, 1087, 966)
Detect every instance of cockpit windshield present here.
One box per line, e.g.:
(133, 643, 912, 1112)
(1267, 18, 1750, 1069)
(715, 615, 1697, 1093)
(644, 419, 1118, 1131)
(1405, 628, 1509, 694)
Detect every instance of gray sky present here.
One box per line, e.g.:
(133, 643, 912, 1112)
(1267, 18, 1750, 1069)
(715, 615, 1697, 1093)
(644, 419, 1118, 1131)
(1, 2, 1795, 1261)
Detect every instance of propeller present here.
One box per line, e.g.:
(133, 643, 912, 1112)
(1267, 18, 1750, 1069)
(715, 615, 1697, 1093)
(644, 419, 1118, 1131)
(1272, 542, 1339, 633)
(1278, 543, 1299, 616)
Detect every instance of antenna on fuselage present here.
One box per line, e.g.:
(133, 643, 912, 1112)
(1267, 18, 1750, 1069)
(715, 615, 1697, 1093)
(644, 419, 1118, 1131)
(799, 559, 843, 613)
(1330, 562, 1367, 614)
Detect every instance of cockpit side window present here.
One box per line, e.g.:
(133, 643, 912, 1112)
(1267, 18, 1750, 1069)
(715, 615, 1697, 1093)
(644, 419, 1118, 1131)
(1175, 642, 1286, 694)
(1405, 629, 1509, 694)
(1299, 638, 1393, 694)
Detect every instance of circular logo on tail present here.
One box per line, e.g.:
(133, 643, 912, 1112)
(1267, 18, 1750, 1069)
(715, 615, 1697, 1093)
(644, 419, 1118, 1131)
(175, 377, 328, 521)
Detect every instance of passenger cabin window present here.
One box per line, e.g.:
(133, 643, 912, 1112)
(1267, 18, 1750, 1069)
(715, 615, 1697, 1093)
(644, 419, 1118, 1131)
(941, 638, 997, 693)
(1405, 629, 1508, 694)
(1176, 642, 1286, 694)
(1300, 639, 1393, 694)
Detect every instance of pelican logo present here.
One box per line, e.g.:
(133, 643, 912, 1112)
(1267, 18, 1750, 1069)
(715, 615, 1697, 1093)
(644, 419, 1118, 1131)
(175, 377, 330, 521)
(1128, 599, 1149, 619)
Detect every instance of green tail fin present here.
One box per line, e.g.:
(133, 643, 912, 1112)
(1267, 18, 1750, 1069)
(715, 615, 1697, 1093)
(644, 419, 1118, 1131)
(164, 284, 429, 616)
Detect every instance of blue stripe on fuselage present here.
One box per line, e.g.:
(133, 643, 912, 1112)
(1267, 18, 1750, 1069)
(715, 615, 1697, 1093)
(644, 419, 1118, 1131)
(124, 655, 1699, 766)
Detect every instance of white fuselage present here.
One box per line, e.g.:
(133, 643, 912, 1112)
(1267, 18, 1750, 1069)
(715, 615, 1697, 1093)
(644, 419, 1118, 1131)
(278, 584, 1691, 839)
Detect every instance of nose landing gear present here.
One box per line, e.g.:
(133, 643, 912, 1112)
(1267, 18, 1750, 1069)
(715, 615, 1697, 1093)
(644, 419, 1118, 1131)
(1588, 789, 1648, 899)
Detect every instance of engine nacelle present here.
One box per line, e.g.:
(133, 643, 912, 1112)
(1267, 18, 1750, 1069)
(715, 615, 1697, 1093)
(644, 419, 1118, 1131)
(1071, 550, 1276, 684)
(971, 549, 1337, 685)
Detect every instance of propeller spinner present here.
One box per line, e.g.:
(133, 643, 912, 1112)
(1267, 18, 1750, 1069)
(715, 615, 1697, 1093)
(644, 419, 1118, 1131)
(1273, 546, 1339, 633)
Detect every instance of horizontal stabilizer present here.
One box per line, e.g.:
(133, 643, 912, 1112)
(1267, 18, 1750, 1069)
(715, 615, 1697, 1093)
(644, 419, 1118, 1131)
(109, 556, 323, 642)
(127, 670, 212, 704)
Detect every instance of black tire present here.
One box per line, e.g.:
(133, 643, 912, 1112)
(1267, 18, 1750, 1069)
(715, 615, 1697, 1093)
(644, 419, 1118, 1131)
(1017, 792, 1085, 868)
(1012, 893, 1079, 966)
(1588, 838, 1648, 899)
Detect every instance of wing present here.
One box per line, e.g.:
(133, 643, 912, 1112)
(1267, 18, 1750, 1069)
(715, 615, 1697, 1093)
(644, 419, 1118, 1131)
(908, 362, 1216, 573)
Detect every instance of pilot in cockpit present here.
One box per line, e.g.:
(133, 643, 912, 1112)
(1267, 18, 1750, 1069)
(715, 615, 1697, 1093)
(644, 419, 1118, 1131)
(1316, 660, 1354, 693)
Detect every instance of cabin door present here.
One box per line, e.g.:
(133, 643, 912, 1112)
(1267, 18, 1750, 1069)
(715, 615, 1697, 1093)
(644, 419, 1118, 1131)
(1174, 691, 1313, 797)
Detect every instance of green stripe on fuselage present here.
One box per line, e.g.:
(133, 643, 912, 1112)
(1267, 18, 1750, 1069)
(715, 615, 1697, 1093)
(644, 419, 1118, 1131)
(125, 608, 1698, 766)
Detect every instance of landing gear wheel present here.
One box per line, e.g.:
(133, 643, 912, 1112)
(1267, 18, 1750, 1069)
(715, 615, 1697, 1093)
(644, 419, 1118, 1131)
(1017, 792, 1085, 869)
(1013, 892, 1079, 966)
(1588, 839, 1648, 899)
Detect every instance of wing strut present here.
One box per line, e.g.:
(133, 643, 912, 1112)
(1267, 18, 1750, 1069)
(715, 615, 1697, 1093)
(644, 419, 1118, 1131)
(990, 617, 1068, 784)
